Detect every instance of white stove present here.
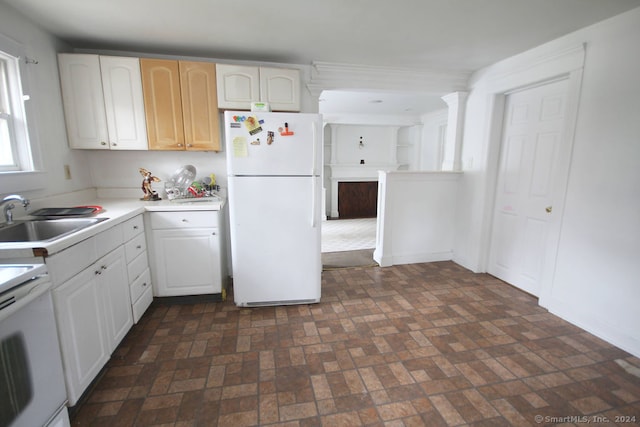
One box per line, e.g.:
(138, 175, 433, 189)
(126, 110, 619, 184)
(0, 263, 70, 427)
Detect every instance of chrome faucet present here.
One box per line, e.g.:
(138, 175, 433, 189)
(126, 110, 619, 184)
(1, 194, 30, 225)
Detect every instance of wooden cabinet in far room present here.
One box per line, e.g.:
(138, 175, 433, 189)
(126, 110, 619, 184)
(216, 64, 300, 112)
(58, 54, 148, 150)
(140, 58, 221, 151)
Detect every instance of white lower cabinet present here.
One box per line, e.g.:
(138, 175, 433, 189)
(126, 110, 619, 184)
(100, 247, 132, 350)
(48, 217, 152, 406)
(147, 210, 225, 296)
(45, 210, 219, 406)
(52, 246, 131, 406)
(122, 214, 153, 322)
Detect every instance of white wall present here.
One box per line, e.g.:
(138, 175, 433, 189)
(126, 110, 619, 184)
(455, 7, 640, 356)
(332, 125, 397, 165)
(419, 109, 448, 170)
(375, 171, 460, 267)
(0, 2, 93, 200)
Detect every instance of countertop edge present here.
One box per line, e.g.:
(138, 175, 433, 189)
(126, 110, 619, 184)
(0, 197, 225, 259)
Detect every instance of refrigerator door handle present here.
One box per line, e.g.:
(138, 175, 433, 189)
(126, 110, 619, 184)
(311, 175, 317, 228)
(311, 121, 318, 176)
(311, 120, 318, 228)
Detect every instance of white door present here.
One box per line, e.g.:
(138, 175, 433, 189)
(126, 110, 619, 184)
(488, 79, 569, 296)
(99, 56, 148, 150)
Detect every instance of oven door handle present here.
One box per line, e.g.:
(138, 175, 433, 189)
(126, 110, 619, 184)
(0, 279, 51, 322)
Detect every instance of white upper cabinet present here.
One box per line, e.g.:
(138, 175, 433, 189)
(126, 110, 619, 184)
(216, 64, 300, 112)
(259, 67, 301, 112)
(58, 54, 148, 150)
(99, 57, 148, 150)
(58, 54, 108, 149)
(215, 64, 260, 110)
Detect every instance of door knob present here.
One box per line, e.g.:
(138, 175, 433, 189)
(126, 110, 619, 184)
(545, 206, 553, 213)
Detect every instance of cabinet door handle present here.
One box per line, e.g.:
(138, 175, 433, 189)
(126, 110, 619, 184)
(111, 142, 117, 147)
(212, 232, 216, 236)
(100, 141, 107, 146)
(101, 265, 107, 270)
(95, 270, 101, 275)
(181, 219, 188, 222)
(136, 245, 142, 249)
(133, 225, 139, 230)
(142, 282, 147, 287)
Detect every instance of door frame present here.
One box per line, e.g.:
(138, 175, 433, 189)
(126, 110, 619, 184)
(478, 47, 585, 308)
(486, 77, 572, 297)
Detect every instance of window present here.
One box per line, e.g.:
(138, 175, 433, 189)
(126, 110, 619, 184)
(0, 32, 43, 193)
(0, 40, 32, 172)
(1, 52, 21, 171)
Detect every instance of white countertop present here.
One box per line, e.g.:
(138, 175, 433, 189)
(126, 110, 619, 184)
(0, 195, 225, 259)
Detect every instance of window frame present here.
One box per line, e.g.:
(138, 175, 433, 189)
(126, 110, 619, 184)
(0, 49, 25, 172)
(0, 32, 45, 194)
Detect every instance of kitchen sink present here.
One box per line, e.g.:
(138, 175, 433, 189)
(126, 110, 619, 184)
(0, 217, 108, 243)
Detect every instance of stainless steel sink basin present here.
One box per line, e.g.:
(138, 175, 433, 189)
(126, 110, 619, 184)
(0, 217, 108, 243)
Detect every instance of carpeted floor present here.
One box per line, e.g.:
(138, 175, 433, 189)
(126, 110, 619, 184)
(321, 218, 378, 269)
(321, 218, 376, 253)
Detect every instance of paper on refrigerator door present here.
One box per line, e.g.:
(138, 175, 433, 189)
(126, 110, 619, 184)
(233, 136, 248, 157)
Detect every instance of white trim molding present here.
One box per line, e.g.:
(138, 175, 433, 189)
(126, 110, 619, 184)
(441, 92, 469, 172)
(307, 61, 470, 98)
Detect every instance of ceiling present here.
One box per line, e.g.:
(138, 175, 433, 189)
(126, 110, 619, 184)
(318, 89, 449, 118)
(4, 0, 640, 116)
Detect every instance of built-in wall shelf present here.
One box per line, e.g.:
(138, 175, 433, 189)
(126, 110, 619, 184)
(324, 122, 415, 218)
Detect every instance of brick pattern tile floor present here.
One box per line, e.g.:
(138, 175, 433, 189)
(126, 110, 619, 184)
(70, 261, 640, 426)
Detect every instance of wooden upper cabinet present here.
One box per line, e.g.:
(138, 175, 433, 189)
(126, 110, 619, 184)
(141, 58, 221, 151)
(140, 59, 185, 150)
(179, 61, 221, 151)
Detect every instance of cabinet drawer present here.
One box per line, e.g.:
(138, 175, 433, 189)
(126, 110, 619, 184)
(150, 211, 218, 229)
(127, 250, 148, 283)
(130, 267, 151, 303)
(132, 285, 153, 324)
(95, 223, 124, 259)
(123, 215, 144, 241)
(47, 237, 97, 286)
(125, 233, 147, 264)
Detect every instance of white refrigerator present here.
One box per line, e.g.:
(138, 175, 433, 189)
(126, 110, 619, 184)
(225, 111, 322, 306)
